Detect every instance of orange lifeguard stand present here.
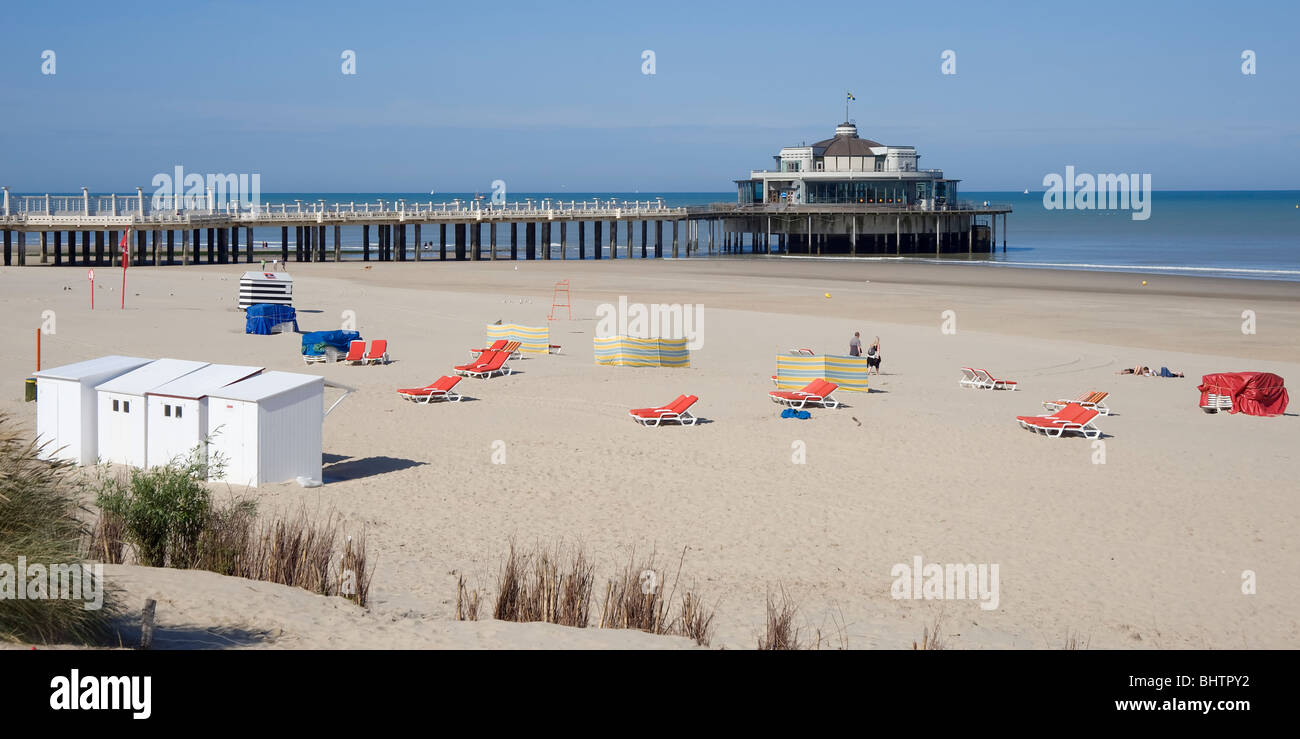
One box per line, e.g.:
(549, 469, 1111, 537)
(548, 279, 572, 320)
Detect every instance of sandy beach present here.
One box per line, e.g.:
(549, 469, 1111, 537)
(2, 258, 1296, 649)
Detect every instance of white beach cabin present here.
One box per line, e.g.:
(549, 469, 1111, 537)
(238, 271, 293, 309)
(144, 364, 264, 469)
(95, 359, 209, 468)
(33, 355, 152, 465)
(205, 371, 324, 487)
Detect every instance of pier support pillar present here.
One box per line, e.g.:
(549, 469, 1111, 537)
(167, 230, 175, 265)
(439, 224, 446, 261)
(607, 220, 616, 259)
(560, 222, 566, 259)
(592, 221, 601, 260)
(40, 231, 48, 264)
(542, 222, 551, 260)
(67, 231, 77, 266)
(413, 224, 421, 262)
(362, 225, 370, 261)
(471, 222, 481, 261)
(295, 227, 303, 262)
(318, 226, 327, 262)
(454, 223, 466, 261)
(642, 221, 648, 258)
(246, 227, 254, 264)
(578, 222, 585, 260)
(227, 228, 236, 265)
(489, 223, 497, 260)
(655, 220, 663, 258)
(17, 232, 26, 266)
(2, 230, 10, 266)
(672, 220, 679, 258)
(95, 231, 105, 265)
(525, 222, 536, 260)
(53, 231, 62, 266)
(81, 230, 90, 264)
(510, 223, 518, 260)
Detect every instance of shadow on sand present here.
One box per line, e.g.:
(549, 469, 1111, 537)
(323, 455, 425, 482)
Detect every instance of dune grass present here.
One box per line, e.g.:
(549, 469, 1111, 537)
(0, 414, 114, 645)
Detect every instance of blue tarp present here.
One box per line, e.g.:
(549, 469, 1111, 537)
(245, 304, 299, 335)
(301, 330, 361, 357)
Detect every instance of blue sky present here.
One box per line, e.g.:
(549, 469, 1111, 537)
(2, 0, 1297, 192)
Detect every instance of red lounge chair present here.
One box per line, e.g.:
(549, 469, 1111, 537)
(470, 340, 508, 358)
(769, 379, 840, 409)
(397, 375, 462, 403)
(363, 339, 389, 365)
(1043, 391, 1110, 415)
(1016, 403, 1101, 439)
(975, 368, 1017, 390)
(456, 350, 512, 378)
(342, 340, 367, 364)
(629, 395, 699, 427)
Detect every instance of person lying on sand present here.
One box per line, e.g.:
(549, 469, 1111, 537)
(1116, 365, 1183, 377)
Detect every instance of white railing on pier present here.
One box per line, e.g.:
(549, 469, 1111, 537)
(0, 189, 683, 223)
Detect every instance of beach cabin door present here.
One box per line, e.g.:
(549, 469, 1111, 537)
(35, 379, 61, 460)
(208, 399, 257, 486)
(97, 392, 138, 465)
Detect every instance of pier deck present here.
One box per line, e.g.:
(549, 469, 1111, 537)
(0, 189, 1010, 266)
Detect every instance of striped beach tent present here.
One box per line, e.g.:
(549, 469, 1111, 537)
(485, 324, 549, 354)
(238, 271, 293, 309)
(593, 336, 690, 367)
(774, 353, 868, 392)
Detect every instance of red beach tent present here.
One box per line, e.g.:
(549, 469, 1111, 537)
(1197, 372, 1289, 416)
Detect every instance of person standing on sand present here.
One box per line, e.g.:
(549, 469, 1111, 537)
(849, 332, 863, 357)
(866, 336, 882, 374)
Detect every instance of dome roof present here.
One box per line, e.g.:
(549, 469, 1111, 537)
(813, 122, 881, 156)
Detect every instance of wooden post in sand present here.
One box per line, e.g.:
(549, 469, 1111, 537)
(139, 599, 156, 650)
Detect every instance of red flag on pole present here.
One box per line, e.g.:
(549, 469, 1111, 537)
(119, 229, 130, 308)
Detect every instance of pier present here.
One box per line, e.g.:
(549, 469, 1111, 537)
(0, 187, 1010, 267)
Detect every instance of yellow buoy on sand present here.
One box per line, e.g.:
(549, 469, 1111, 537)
(824, 292, 831, 298)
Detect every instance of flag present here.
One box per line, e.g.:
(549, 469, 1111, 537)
(846, 91, 855, 101)
(119, 229, 130, 268)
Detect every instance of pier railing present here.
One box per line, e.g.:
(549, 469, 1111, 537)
(689, 200, 1014, 215)
(0, 189, 686, 224)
